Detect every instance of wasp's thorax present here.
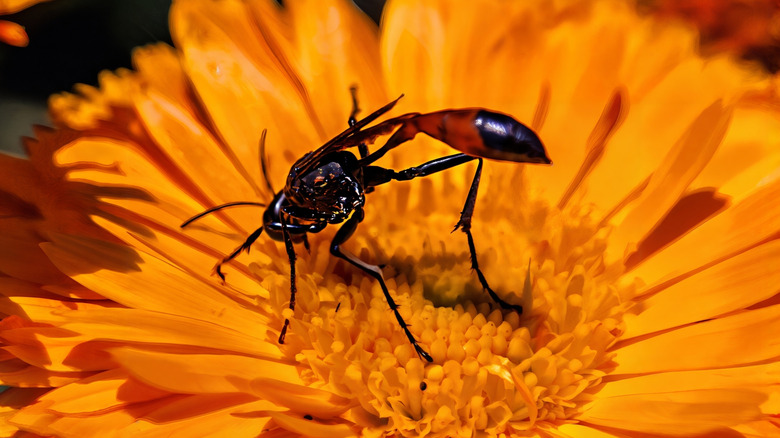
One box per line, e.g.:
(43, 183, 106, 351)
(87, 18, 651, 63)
(285, 151, 365, 222)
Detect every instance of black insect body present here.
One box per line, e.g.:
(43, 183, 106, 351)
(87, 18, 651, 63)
(182, 90, 551, 362)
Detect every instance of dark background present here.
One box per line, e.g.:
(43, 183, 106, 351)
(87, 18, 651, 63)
(0, 0, 385, 155)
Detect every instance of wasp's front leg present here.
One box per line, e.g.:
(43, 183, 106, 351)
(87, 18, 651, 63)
(211, 226, 264, 281)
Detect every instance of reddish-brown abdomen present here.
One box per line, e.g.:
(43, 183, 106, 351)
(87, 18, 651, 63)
(412, 109, 550, 164)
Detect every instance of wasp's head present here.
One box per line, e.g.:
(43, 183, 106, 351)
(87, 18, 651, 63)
(285, 152, 364, 222)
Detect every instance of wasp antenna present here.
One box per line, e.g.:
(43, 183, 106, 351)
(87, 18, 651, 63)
(181, 201, 267, 228)
(258, 129, 275, 194)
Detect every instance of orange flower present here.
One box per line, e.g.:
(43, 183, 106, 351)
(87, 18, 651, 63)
(2, 0, 780, 436)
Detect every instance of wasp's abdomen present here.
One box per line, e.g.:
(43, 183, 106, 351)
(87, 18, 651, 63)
(412, 109, 551, 164)
(471, 110, 550, 164)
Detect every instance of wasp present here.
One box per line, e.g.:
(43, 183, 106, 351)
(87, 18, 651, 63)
(182, 89, 551, 362)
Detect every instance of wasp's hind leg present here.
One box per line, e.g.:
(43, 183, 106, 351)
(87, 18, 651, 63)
(453, 158, 523, 313)
(365, 155, 523, 313)
(330, 207, 433, 362)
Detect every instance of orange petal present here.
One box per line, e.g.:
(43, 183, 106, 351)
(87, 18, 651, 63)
(9, 393, 263, 437)
(254, 0, 387, 136)
(90, 211, 267, 305)
(267, 411, 357, 438)
(55, 307, 282, 359)
(596, 362, 780, 414)
(555, 423, 631, 438)
(622, 188, 730, 270)
(692, 105, 780, 200)
(53, 136, 210, 232)
(613, 304, 780, 374)
(581, 57, 766, 216)
(40, 233, 266, 333)
(110, 346, 302, 394)
(2, 295, 111, 324)
(130, 395, 274, 437)
(132, 44, 191, 114)
(133, 89, 262, 210)
(0, 277, 99, 307)
(381, 0, 548, 114)
(170, 0, 323, 191)
(0, 20, 27, 47)
(25, 369, 167, 415)
(623, 176, 780, 287)
(0, 386, 48, 436)
(0, 0, 50, 14)
(733, 420, 780, 438)
(9, 398, 146, 436)
(0, 360, 90, 388)
(53, 137, 268, 291)
(558, 89, 627, 209)
(608, 100, 732, 259)
(578, 388, 764, 435)
(2, 329, 120, 373)
(249, 378, 352, 418)
(623, 239, 780, 338)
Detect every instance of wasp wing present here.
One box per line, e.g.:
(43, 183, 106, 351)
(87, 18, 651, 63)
(292, 95, 405, 175)
(336, 112, 420, 151)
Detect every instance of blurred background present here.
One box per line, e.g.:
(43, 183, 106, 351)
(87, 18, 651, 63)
(0, 0, 777, 156)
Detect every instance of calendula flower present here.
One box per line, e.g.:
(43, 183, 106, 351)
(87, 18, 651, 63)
(2, 0, 779, 436)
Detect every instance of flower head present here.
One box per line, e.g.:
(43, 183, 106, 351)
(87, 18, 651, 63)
(1, 0, 779, 437)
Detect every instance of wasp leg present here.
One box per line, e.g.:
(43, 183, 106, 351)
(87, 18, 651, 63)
(454, 158, 523, 313)
(278, 216, 297, 344)
(330, 207, 433, 363)
(358, 143, 369, 159)
(364, 153, 474, 186)
(348, 85, 360, 127)
(364, 155, 522, 314)
(348, 86, 370, 159)
(212, 226, 264, 281)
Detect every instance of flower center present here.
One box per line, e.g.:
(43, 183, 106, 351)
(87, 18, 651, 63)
(259, 169, 634, 434)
